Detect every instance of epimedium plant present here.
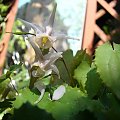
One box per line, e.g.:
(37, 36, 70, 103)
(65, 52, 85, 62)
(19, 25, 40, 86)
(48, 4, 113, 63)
(0, 2, 120, 120)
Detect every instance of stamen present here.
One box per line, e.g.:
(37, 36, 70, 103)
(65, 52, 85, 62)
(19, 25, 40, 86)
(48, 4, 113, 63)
(42, 37, 48, 44)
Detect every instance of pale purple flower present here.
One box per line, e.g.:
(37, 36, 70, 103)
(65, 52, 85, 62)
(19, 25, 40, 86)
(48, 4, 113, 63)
(19, 3, 80, 49)
(29, 37, 62, 78)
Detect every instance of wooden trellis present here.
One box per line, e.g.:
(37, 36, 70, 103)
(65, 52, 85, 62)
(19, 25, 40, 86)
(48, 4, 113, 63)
(82, 0, 120, 55)
(0, 0, 19, 75)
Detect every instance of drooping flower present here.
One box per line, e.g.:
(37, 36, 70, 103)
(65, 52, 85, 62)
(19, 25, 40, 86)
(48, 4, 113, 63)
(34, 81, 66, 103)
(28, 36, 62, 78)
(28, 37, 63, 103)
(19, 3, 80, 49)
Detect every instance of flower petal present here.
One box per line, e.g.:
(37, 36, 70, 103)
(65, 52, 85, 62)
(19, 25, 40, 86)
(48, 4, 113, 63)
(43, 52, 62, 69)
(52, 85, 66, 100)
(50, 64, 60, 78)
(28, 37, 44, 61)
(34, 88, 45, 104)
(45, 3, 57, 35)
(34, 81, 46, 103)
(44, 52, 62, 62)
(53, 33, 80, 41)
(18, 18, 44, 35)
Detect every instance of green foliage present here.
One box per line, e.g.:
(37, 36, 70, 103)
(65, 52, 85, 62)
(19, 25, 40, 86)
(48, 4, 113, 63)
(55, 49, 74, 85)
(0, 1, 12, 41)
(95, 42, 120, 99)
(0, 43, 120, 120)
(12, 87, 104, 120)
(1, 22, 120, 120)
(12, 102, 55, 120)
(0, 63, 22, 83)
(85, 68, 102, 98)
(74, 61, 90, 92)
(1, 0, 120, 118)
(0, 98, 15, 113)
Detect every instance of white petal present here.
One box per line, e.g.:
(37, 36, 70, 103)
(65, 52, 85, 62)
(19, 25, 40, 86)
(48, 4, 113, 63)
(28, 37, 44, 61)
(54, 33, 80, 41)
(54, 33, 67, 40)
(52, 85, 66, 101)
(18, 18, 43, 35)
(34, 88, 45, 104)
(34, 81, 46, 103)
(50, 65, 60, 78)
(45, 3, 57, 35)
(44, 52, 62, 62)
(34, 81, 46, 91)
(43, 52, 62, 70)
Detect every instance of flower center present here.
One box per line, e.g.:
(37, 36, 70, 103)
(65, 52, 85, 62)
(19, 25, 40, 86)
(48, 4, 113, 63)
(41, 36, 49, 45)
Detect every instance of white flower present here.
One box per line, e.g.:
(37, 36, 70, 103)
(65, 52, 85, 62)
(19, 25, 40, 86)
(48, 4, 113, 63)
(29, 37, 62, 78)
(52, 85, 66, 101)
(34, 81, 66, 103)
(19, 3, 80, 49)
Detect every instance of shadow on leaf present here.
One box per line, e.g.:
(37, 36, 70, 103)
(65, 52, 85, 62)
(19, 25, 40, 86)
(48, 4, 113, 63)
(12, 102, 55, 120)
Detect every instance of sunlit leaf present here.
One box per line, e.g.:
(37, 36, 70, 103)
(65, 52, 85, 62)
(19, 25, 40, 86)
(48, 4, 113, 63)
(55, 49, 74, 85)
(71, 50, 91, 71)
(13, 86, 104, 120)
(74, 61, 90, 91)
(85, 68, 102, 98)
(95, 42, 120, 99)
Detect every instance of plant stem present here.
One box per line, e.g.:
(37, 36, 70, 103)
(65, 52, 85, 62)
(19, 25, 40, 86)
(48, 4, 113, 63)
(60, 58, 75, 86)
(52, 47, 75, 86)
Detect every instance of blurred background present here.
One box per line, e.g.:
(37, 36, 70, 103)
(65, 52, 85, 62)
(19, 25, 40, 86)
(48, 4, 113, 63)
(18, 0, 87, 53)
(0, 0, 87, 94)
(5, 0, 87, 68)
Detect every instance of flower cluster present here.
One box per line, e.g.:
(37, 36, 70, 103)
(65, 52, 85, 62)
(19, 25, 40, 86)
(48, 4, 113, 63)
(19, 3, 79, 103)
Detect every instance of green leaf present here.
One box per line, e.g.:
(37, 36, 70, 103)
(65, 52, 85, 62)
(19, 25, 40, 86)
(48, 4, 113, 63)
(38, 86, 104, 120)
(13, 87, 104, 120)
(95, 42, 120, 99)
(74, 61, 90, 91)
(9, 63, 22, 72)
(55, 49, 74, 84)
(12, 102, 55, 120)
(106, 94, 120, 120)
(7, 63, 23, 78)
(86, 68, 102, 98)
(0, 74, 7, 83)
(0, 63, 22, 83)
(72, 50, 91, 70)
(13, 88, 38, 108)
(0, 98, 15, 112)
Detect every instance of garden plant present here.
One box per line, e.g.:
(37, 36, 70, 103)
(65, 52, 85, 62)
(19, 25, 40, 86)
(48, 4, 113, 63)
(0, 2, 120, 120)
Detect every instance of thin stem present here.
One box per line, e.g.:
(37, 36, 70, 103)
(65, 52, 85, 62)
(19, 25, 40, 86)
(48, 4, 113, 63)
(52, 46, 75, 86)
(42, 73, 66, 83)
(6, 32, 36, 36)
(52, 47, 58, 52)
(60, 58, 75, 86)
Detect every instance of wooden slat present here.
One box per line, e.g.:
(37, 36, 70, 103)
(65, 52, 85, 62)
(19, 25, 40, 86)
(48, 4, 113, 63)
(94, 24, 110, 42)
(95, 0, 117, 20)
(97, 0, 120, 21)
(82, 0, 97, 55)
(0, 0, 19, 75)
